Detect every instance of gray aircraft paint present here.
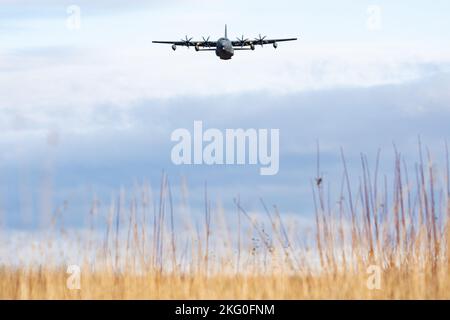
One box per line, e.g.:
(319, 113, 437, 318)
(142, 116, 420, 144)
(216, 26, 235, 60)
(153, 25, 297, 60)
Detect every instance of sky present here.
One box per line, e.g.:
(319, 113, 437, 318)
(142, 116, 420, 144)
(0, 0, 450, 229)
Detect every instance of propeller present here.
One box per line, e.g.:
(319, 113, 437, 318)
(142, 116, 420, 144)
(236, 35, 249, 48)
(180, 35, 193, 48)
(254, 34, 267, 47)
(202, 36, 211, 48)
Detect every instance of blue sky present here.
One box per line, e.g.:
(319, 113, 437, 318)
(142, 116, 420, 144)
(1, 1, 450, 229)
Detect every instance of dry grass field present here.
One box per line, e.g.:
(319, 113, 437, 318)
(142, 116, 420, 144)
(1, 268, 449, 299)
(1, 145, 450, 299)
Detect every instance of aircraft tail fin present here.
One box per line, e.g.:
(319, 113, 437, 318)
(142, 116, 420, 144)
(225, 24, 227, 38)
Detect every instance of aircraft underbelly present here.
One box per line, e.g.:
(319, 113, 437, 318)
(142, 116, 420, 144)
(216, 47, 234, 60)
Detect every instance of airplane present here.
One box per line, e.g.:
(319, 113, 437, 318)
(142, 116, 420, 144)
(152, 25, 297, 60)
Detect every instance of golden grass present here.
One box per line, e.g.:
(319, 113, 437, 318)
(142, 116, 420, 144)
(1, 144, 450, 299)
(1, 268, 449, 299)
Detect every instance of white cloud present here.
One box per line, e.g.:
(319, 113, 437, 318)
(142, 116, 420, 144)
(1, 0, 450, 230)
(1, 43, 449, 134)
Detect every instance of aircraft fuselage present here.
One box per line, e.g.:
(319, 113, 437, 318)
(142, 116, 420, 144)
(216, 38, 234, 60)
(152, 25, 298, 61)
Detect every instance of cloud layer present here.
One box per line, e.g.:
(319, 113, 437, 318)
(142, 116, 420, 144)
(1, 1, 450, 229)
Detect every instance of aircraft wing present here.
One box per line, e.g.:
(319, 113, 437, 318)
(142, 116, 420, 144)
(231, 38, 297, 47)
(152, 40, 217, 47)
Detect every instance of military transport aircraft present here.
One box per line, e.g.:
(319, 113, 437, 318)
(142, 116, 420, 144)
(152, 25, 297, 60)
